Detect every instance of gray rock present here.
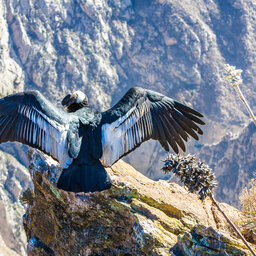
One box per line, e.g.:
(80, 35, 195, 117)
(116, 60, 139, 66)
(0, 150, 31, 256)
(200, 122, 256, 207)
(0, 1, 24, 96)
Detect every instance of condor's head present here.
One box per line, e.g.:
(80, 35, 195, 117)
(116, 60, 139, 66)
(62, 91, 88, 113)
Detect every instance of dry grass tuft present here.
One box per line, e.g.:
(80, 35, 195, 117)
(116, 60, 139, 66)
(239, 179, 256, 238)
(240, 179, 256, 215)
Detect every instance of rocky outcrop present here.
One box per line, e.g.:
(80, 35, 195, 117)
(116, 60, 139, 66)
(0, 234, 19, 256)
(0, 1, 24, 96)
(0, 150, 31, 256)
(200, 122, 256, 207)
(23, 150, 253, 255)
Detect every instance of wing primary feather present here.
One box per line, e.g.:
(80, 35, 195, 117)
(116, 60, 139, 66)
(171, 111, 199, 139)
(0, 116, 10, 133)
(150, 117, 168, 150)
(132, 123, 137, 144)
(162, 114, 186, 152)
(178, 110, 205, 126)
(159, 115, 179, 153)
(135, 123, 140, 145)
(172, 110, 202, 137)
(141, 115, 148, 139)
(130, 125, 136, 146)
(150, 120, 158, 140)
(150, 116, 160, 140)
(144, 110, 153, 137)
(129, 118, 134, 150)
(29, 112, 35, 144)
(167, 114, 188, 142)
(151, 114, 165, 140)
(28, 121, 33, 144)
(174, 101, 204, 117)
(141, 117, 147, 141)
(23, 106, 32, 141)
(38, 128, 42, 148)
(130, 127, 135, 150)
(42, 129, 46, 151)
(17, 116, 25, 141)
(142, 103, 151, 139)
(0, 117, 13, 141)
(154, 102, 165, 110)
(134, 125, 138, 145)
(26, 116, 32, 142)
(151, 114, 169, 151)
(137, 118, 144, 141)
(135, 122, 141, 144)
(24, 108, 30, 141)
(22, 118, 28, 142)
(32, 123, 36, 146)
(28, 107, 34, 143)
(127, 128, 132, 151)
(36, 115, 42, 143)
(6, 115, 17, 140)
(160, 101, 171, 111)
(31, 111, 38, 145)
(35, 126, 40, 146)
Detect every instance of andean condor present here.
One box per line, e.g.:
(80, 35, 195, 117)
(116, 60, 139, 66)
(0, 87, 205, 193)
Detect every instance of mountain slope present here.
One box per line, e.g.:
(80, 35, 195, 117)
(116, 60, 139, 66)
(0, 150, 31, 256)
(1, 0, 256, 204)
(200, 122, 256, 207)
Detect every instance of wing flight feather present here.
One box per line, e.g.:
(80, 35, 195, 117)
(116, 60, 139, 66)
(100, 87, 205, 166)
(0, 91, 80, 168)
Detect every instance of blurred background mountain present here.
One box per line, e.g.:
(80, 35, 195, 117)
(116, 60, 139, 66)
(1, 0, 256, 254)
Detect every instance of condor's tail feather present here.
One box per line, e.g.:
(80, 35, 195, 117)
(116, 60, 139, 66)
(57, 160, 112, 193)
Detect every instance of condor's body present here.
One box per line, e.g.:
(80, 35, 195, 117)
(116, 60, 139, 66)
(57, 111, 112, 193)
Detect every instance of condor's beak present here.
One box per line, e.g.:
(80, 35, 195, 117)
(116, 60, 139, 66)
(62, 93, 75, 107)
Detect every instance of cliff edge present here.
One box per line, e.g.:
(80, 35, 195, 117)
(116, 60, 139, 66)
(22, 150, 253, 255)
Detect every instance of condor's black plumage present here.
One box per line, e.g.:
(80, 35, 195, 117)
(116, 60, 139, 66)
(0, 87, 205, 193)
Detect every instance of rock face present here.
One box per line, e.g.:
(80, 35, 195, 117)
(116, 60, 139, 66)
(23, 150, 253, 255)
(0, 150, 31, 256)
(0, 1, 24, 96)
(1, 0, 256, 179)
(200, 122, 256, 207)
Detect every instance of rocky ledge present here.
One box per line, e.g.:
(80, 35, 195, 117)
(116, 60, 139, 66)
(22, 150, 254, 255)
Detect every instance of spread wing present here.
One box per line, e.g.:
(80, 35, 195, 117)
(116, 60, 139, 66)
(0, 91, 82, 168)
(100, 87, 205, 166)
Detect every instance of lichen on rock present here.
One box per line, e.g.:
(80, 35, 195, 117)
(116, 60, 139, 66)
(23, 150, 254, 255)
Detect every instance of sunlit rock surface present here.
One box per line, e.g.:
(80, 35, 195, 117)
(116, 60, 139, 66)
(23, 150, 253, 255)
(0, 1, 24, 96)
(0, 150, 31, 256)
(0, 234, 19, 256)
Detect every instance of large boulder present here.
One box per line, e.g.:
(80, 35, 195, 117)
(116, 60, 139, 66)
(23, 150, 253, 255)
